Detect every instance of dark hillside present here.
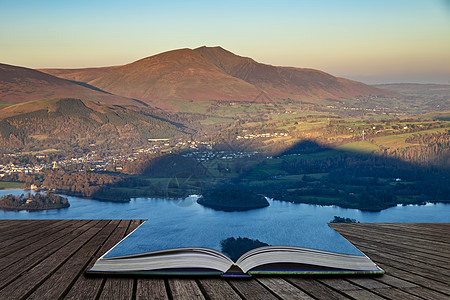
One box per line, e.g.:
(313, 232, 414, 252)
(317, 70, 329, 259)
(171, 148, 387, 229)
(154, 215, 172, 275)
(0, 98, 190, 151)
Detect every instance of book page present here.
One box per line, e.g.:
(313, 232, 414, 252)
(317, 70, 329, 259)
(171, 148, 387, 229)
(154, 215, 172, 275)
(104, 196, 364, 260)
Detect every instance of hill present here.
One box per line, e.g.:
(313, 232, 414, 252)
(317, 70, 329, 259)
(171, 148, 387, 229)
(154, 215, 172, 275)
(40, 46, 393, 104)
(374, 83, 450, 96)
(374, 83, 450, 113)
(0, 98, 190, 151)
(0, 63, 143, 106)
(420, 110, 450, 121)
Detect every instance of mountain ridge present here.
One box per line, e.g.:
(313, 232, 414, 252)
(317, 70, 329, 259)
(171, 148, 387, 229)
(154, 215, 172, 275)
(0, 63, 143, 106)
(39, 46, 394, 103)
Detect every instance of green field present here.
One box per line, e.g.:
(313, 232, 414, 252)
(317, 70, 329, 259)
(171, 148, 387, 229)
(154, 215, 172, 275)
(199, 116, 234, 125)
(336, 141, 380, 153)
(0, 181, 24, 190)
(372, 127, 447, 149)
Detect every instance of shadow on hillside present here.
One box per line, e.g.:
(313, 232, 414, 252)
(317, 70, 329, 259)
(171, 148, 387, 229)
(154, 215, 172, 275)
(92, 139, 449, 211)
(69, 80, 150, 107)
(68, 80, 113, 94)
(236, 139, 449, 211)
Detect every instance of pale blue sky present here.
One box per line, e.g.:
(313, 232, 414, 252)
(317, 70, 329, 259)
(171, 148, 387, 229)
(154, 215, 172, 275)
(1, 0, 449, 83)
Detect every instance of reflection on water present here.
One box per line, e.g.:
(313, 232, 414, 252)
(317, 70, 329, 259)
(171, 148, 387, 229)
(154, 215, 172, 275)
(221, 237, 270, 261)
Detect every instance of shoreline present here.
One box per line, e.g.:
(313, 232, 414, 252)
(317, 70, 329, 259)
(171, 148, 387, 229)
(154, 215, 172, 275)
(0, 205, 70, 211)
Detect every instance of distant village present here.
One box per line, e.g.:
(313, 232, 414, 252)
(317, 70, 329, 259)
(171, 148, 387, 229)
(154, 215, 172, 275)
(0, 135, 268, 177)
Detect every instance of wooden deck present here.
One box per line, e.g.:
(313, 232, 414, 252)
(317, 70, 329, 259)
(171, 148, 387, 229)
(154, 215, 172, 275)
(0, 221, 448, 300)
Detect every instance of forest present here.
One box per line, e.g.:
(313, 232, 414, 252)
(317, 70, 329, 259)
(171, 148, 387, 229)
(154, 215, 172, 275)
(238, 139, 449, 211)
(0, 98, 191, 153)
(0, 192, 69, 210)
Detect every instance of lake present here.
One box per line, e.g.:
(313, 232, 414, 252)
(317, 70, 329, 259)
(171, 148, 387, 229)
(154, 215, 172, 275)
(1, 189, 448, 256)
(1, 189, 448, 222)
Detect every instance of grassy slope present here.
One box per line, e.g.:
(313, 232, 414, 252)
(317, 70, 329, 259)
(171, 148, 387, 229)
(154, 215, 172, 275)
(0, 182, 24, 190)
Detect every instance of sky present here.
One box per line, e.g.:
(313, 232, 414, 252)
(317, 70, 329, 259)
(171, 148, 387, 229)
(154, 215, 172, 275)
(1, 0, 450, 84)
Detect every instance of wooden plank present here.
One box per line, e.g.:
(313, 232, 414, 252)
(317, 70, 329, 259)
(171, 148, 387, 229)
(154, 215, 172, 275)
(136, 278, 169, 300)
(197, 278, 241, 300)
(348, 224, 450, 249)
(98, 277, 134, 300)
(402, 287, 450, 300)
(257, 277, 313, 299)
(373, 274, 418, 288)
(332, 224, 450, 257)
(362, 252, 450, 286)
(346, 277, 393, 290)
(285, 277, 352, 300)
(0, 220, 105, 300)
(356, 253, 450, 296)
(345, 233, 449, 267)
(372, 223, 450, 239)
(338, 229, 450, 283)
(228, 279, 278, 300)
(337, 235, 450, 269)
(168, 279, 205, 300)
(332, 226, 450, 273)
(332, 226, 450, 258)
(0, 220, 91, 289)
(369, 248, 450, 275)
(0, 220, 52, 236)
(341, 289, 386, 300)
(372, 287, 423, 300)
(318, 278, 363, 291)
(0, 219, 73, 264)
(318, 278, 385, 300)
(97, 220, 137, 300)
(343, 235, 450, 289)
(351, 223, 450, 243)
(0, 220, 43, 236)
(0, 220, 77, 268)
(332, 226, 450, 261)
(0, 220, 62, 250)
(63, 276, 103, 300)
(0, 221, 448, 300)
(64, 220, 133, 300)
(85, 220, 140, 272)
(373, 273, 449, 300)
(26, 220, 121, 300)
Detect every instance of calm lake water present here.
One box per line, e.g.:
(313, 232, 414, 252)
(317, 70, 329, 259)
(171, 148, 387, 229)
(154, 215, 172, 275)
(1, 189, 448, 255)
(1, 189, 448, 222)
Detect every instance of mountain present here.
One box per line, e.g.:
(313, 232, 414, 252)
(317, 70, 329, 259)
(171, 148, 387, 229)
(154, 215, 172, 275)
(40, 46, 393, 104)
(0, 98, 190, 150)
(0, 63, 144, 106)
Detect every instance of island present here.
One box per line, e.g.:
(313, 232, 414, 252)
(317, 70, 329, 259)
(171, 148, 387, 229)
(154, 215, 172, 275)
(197, 187, 269, 211)
(0, 192, 70, 210)
(329, 216, 359, 223)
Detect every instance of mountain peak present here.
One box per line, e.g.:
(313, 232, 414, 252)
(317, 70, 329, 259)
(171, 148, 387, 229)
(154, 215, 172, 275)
(39, 47, 394, 104)
(194, 45, 245, 59)
(194, 45, 226, 51)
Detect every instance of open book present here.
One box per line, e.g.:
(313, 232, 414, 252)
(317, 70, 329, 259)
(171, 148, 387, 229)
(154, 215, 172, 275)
(88, 222, 384, 276)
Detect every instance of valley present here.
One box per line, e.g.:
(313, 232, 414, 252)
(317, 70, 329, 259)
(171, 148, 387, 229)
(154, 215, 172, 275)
(0, 47, 448, 212)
